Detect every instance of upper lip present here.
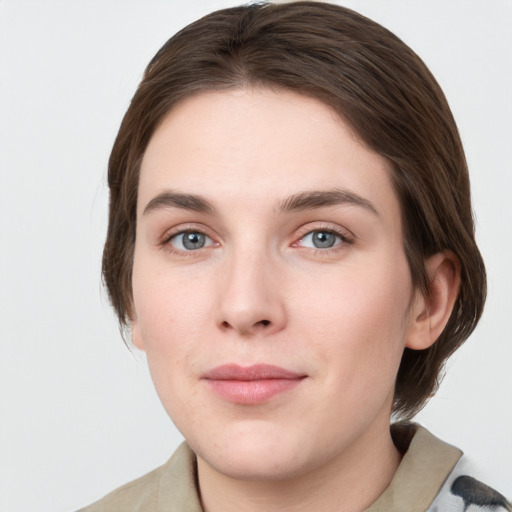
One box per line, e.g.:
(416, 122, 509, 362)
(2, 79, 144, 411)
(203, 364, 306, 381)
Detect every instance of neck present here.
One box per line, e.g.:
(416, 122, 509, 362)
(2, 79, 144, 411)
(196, 419, 401, 512)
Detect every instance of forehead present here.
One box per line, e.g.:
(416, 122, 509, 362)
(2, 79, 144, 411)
(138, 87, 400, 224)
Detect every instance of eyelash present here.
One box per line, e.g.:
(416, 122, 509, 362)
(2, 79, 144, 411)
(292, 225, 353, 255)
(160, 224, 353, 256)
(161, 225, 218, 256)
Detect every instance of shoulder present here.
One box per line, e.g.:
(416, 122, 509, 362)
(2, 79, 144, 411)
(77, 465, 162, 512)
(77, 442, 201, 512)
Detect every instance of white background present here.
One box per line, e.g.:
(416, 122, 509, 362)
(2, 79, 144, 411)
(0, 1, 510, 511)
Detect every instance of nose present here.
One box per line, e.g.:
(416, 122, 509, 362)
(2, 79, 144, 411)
(215, 248, 287, 337)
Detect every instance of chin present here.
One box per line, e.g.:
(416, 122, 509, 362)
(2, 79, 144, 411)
(204, 449, 307, 482)
(190, 422, 311, 481)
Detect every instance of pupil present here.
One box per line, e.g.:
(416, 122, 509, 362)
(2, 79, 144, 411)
(313, 231, 335, 248)
(183, 232, 205, 250)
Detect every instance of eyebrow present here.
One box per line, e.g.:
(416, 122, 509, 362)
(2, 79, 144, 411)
(280, 188, 379, 216)
(142, 188, 379, 217)
(143, 191, 215, 215)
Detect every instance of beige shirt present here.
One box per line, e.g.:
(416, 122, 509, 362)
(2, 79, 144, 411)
(78, 423, 462, 512)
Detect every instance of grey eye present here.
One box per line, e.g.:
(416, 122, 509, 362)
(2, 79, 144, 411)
(312, 231, 337, 248)
(171, 231, 210, 250)
(301, 230, 341, 249)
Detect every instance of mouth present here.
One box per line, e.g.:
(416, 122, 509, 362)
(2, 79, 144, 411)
(202, 364, 307, 405)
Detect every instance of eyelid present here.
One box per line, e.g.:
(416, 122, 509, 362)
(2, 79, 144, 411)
(291, 223, 354, 254)
(293, 223, 354, 243)
(160, 223, 215, 242)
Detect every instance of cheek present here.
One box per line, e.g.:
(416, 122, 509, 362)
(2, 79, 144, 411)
(304, 262, 411, 332)
(133, 255, 212, 339)
(131, 262, 211, 394)
(134, 279, 205, 428)
(300, 260, 413, 380)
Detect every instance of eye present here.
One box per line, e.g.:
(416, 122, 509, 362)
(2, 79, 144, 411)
(298, 230, 345, 249)
(169, 230, 215, 251)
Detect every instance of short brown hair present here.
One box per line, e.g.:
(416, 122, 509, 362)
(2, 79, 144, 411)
(102, 1, 486, 418)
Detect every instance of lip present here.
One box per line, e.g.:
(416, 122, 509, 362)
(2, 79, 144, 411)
(202, 364, 307, 405)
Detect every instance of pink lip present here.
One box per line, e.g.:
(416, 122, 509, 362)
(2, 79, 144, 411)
(202, 364, 306, 405)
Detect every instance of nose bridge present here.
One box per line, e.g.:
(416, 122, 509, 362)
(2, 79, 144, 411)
(216, 241, 285, 336)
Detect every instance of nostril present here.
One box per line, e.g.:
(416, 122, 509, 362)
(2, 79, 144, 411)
(219, 318, 272, 332)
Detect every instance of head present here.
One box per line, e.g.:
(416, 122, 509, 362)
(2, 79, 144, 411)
(102, 1, 485, 424)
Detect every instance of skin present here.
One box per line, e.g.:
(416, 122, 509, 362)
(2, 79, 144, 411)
(132, 88, 458, 512)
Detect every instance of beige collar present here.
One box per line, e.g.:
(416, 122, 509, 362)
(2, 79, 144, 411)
(366, 423, 462, 511)
(80, 423, 462, 511)
(155, 423, 461, 512)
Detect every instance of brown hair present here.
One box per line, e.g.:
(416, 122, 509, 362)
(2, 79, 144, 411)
(102, 1, 486, 418)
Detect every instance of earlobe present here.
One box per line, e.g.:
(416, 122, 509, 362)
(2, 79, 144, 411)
(405, 252, 461, 350)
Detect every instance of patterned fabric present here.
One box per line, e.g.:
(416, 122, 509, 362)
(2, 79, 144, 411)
(428, 456, 512, 512)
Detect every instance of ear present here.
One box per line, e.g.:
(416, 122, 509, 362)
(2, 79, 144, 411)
(130, 314, 146, 351)
(405, 252, 461, 350)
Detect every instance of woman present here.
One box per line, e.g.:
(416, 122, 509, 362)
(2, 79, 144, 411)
(80, 2, 509, 511)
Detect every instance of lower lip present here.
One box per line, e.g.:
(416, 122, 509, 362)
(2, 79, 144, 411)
(205, 378, 304, 405)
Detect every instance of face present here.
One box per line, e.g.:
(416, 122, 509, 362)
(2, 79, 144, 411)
(132, 87, 420, 481)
